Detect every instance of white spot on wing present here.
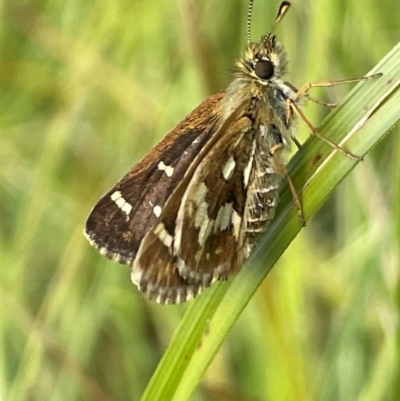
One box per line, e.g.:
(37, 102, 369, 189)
(153, 205, 162, 217)
(222, 157, 236, 181)
(231, 210, 241, 239)
(110, 191, 132, 217)
(198, 220, 213, 247)
(122, 203, 132, 216)
(243, 140, 256, 187)
(154, 223, 173, 248)
(158, 161, 174, 177)
(214, 203, 233, 232)
(110, 191, 121, 201)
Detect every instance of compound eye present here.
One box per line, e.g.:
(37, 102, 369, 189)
(254, 59, 274, 80)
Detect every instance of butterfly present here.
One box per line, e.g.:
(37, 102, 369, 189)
(84, 1, 380, 304)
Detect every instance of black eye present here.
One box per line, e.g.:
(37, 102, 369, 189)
(254, 59, 274, 80)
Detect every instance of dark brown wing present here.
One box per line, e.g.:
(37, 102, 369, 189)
(85, 92, 223, 265)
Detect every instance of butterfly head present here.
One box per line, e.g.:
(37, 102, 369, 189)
(235, 1, 291, 84)
(237, 36, 288, 84)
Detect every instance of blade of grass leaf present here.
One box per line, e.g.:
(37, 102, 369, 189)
(141, 43, 400, 401)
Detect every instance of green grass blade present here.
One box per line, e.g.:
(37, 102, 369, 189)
(141, 43, 400, 401)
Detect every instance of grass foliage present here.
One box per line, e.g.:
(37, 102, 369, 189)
(1, 1, 399, 400)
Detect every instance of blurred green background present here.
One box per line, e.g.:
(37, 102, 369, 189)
(1, 0, 399, 400)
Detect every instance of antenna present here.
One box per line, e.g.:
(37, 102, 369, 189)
(247, 0, 254, 45)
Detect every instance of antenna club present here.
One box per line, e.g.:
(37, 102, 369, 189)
(275, 2, 291, 24)
(247, 1, 291, 46)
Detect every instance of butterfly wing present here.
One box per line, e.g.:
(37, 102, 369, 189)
(85, 93, 223, 266)
(87, 94, 284, 304)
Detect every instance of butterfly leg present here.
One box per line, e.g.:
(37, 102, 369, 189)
(288, 99, 363, 161)
(286, 73, 381, 161)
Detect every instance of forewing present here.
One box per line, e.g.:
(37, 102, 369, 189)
(85, 93, 223, 265)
